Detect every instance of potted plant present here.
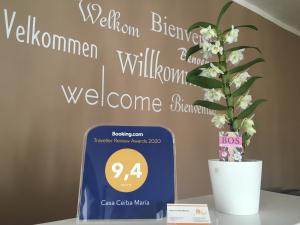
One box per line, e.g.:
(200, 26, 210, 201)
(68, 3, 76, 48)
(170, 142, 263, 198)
(186, 1, 266, 215)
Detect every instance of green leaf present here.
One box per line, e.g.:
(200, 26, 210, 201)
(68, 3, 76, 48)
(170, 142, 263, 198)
(228, 58, 265, 75)
(223, 24, 258, 34)
(186, 68, 202, 78)
(232, 76, 262, 97)
(193, 100, 227, 111)
(188, 22, 216, 33)
(186, 64, 211, 78)
(216, 1, 234, 27)
(237, 99, 266, 119)
(186, 45, 202, 61)
(186, 75, 223, 89)
(225, 46, 262, 54)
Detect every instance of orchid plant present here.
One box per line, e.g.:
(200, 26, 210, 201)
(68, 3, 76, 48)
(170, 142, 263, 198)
(186, 1, 266, 151)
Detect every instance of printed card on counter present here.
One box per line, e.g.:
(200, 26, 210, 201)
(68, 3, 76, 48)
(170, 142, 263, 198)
(167, 204, 211, 225)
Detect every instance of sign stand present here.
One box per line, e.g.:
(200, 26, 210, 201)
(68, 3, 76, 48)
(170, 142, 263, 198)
(77, 125, 176, 221)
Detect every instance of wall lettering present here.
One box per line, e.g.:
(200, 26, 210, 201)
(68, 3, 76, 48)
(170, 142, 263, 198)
(3, 9, 98, 59)
(77, 0, 141, 38)
(150, 11, 201, 45)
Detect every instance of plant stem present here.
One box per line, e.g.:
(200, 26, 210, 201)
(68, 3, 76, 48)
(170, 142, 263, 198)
(219, 40, 236, 132)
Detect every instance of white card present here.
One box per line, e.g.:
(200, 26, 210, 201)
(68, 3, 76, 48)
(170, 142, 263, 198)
(167, 204, 211, 224)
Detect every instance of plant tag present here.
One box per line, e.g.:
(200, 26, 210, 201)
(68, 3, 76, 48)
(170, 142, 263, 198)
(167, 204, 211, 225)
(219, 131, 243, 161)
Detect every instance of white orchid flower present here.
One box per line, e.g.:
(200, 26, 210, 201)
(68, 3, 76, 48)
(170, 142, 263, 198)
(210, 63, 224, 75)
(239, 94, 252, 109)
(210, 41, 223, 55)
(243, 117, 255, 128)
(201, 40, 211, 51)
(204, 89, 225, 102)
(200, 63, 224, 78)
(232, 71, 251, 88)
(211, 114, 227, 129)
(200, 25, 217, 41)
(244, 125, 256, 136)
(225, 25, 239, 44)
(200, 40, 213, 59)
(200, 67, 214, 78)
(242, 117, 256, 136)
(228, 49, 245, 65)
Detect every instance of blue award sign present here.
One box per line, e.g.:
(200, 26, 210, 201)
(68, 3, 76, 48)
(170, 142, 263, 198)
(77, 125, 176, 220)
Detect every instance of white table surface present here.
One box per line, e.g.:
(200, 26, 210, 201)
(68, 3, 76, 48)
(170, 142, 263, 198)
(38, 191, 300, 225)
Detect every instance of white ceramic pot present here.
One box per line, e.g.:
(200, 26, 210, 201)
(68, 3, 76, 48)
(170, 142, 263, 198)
(208, 159, 262, 215)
